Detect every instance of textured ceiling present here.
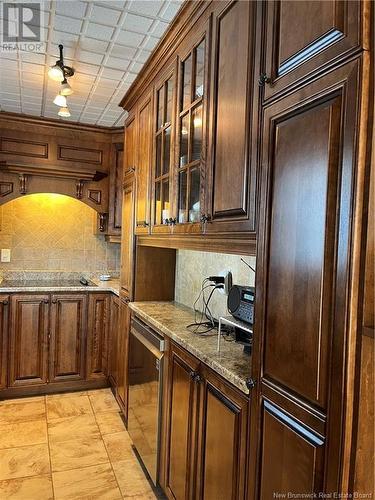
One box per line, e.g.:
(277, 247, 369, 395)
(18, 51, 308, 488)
(0, 0, 182, 126)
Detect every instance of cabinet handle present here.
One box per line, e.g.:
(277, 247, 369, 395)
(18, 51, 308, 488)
(164, 218, 170, 226)
(259, 73, 271, 86)
(143, 221, 149, 227)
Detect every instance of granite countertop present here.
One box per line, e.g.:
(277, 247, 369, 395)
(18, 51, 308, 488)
(129, 301, 252, 395)
(0, 277, 120, 296)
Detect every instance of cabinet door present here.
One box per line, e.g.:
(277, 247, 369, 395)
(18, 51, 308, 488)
(197, 366, 249, 500)
(173, 19, 210, 234)
(9, 294, 49, 387)
(108, 140, 124, 235)
(164, 342, 200, 500)
(249, 61, 360, 496)
(117, 296, 131, 416)
(123, 114, 137, 179)
(205, 0, 258, 234)
(151, 64, 176, 233)
(87, 293, 110, 380)
(120, 177, 135, 297)
(135, 94, 152, 234)
(263, 0, 361, 100)
(49, 294, 87, 382)
(0, 295, 9, 389)
(108, 294, 120, 387)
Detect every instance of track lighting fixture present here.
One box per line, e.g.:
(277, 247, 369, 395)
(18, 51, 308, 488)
(48, 44, 74, 118)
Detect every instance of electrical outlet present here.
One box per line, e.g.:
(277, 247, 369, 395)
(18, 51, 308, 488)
(1, 249, 11, 263)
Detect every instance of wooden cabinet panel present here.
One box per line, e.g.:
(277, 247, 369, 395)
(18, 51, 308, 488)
(123, 115, 137, 179)
(108, 294, 120, 387)
(197, 367, 248, 500)
(49, 294, 87, 382)
(135, 95, 152, 234)
(249, 61, 361, 496)
(259, 399, 324, 498)
(120, 178, 135, 297)
(117, 297, 131, 416)
(206, 0, 258, 234)
(164, 342, 200, 500)
(263, 0, 361, 99)
(9, 294, 49, 387)
(87, 293, 110, 380)
(108, 141, 124, 235)
(0, 295, 9, 389)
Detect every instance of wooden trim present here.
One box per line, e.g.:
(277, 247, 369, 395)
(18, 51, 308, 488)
(0, 111, 123, 134)
(137, 233, 256, 255)
(0, 161, 108, 182)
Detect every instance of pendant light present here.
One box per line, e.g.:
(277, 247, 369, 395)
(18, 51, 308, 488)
(60, 78, 73, 96)
(53, 93, 67, 107)
(58, 107, 71, 118)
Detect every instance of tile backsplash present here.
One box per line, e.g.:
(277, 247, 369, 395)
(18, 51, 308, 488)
(0, 193, 120, 275)
(175, 249, 256, 319)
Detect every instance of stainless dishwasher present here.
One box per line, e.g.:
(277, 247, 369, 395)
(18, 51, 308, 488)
(127, 316, 164, 485)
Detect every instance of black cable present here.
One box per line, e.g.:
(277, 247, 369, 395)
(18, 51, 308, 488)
(187, 282, 223, 336)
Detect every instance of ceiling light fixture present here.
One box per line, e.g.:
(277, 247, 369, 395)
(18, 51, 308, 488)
(49, 44, 75, 118)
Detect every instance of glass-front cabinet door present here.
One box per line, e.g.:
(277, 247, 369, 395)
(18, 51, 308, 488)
(175, 36, 207, 232)
(151, 66, 176, 233)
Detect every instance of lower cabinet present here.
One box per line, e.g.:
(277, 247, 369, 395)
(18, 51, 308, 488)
(9, 294, 50, 387)
(108, 294, 120, 387)
(163, 341, 249, 500)
(4, 291, 113, 394)
(0, 295, 9, 389)
(116, 295, 131, 417)
(49, 294, 87, 383)
(86, 293, 110, 380)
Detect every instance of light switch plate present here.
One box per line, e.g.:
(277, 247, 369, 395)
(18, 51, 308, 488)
(1, 249, 11, 262)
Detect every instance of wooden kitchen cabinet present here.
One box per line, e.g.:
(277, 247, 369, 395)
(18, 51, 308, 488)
(107, 137, 124, 237)
(120, 176, 135, 297)
(108, 294, 120, 387)
(135, 92, 153, 234)
(9, 294, 50, 387)
(164, 342, 200, 500)
(262, 0, 361, 100)
(86, 293, 110, 380)
(116, 295, 131, 417)
(205, 0, 258, 235)
(49, 294, 87, 383)
(0, 295, 9, 389)
(123, 113, 137, 180)
(163, 341, 249, 500)
(196, 365, 249, 500)
(248, 60, 361, 496)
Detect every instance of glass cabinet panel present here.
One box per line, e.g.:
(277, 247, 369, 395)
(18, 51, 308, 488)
(176, 37, 206, 225)
(153, 74, 174, 227)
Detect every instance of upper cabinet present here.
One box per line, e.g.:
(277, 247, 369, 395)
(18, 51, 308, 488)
(205, 0, 258, 234)
(107, 135, 124, 238)
(262, 0, 361, 100)
(151, 65, 176, 233)
(174, 29, 209, 232)
(135, 92, 153, 234)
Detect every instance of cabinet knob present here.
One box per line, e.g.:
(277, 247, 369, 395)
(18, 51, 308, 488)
(143, 221, 149, 227)
(124, 297, 130, 304)
(51, 299, 57, 304)
(164, 218, 170, 226)
(259, 73, 271, 86)
(1, 300, 8, 306)
(246, 378, 256, 389)
(168, 218, 177, 225)
(43, 299, 49, 304)
(194, 374, 202, 384)
(200, 214, 211, 223)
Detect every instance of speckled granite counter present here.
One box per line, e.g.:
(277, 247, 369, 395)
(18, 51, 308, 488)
(0, 278, 120, 296)
(129, 301, 252, 395)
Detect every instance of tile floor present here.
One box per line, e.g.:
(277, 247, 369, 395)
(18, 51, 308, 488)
(0, 389, 157, 499)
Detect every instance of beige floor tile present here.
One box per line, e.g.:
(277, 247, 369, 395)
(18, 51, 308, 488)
(46, 391, 88, 399)
(46, 394, 93, 421)
(112, 458, 156, 498)
(0, 399, 46, 424)
(50, 435, 110, 472)
(0, 474, 53, 499)
(0, 444, 50, 480)
(48, 413, 100, 444)
(95, 411, 126, 435)
(102, 431, 134, 463)
(0, 419, 47, 449)
(89, 390, 120, 413)
(53, 463, 122, 500)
